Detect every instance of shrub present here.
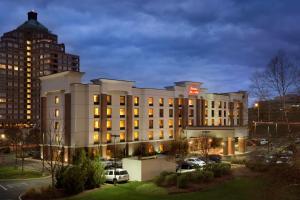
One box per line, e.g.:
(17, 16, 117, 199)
(62, 166, 86, 195)
(177, 174, 189, 188)
(164, 173, 177, 186)
(245, 161, 269, 172)
(55, 166, 68, 189)
(85, 160, 106, 189)
(231, 158, 246, 164)
(202, 171, 214, 182)
(204, 163, 231, 177)
(153, 171, 173, 186)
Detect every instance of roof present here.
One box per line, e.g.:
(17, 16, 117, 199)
(17, 19, 49, 32)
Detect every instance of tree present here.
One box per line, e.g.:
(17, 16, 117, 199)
(250, 50, 300, 137)
(5, 128, 22, 168)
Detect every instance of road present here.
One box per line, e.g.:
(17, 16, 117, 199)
(0, 176, 50, 200)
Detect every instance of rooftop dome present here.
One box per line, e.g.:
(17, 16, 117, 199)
(17, 11, 49, 32)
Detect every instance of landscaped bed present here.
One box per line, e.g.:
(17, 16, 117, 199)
(0, 166, 44, 179)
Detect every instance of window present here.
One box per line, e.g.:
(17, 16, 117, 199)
(94, 120, 100, 130)
(211, 101, 215, 108)
(205, 119, 208, 126)
(168, 98, 173, 107)
(211, 110, 215, 117)
(159, 119, 164, 128)
(55, 109, 59, 117)
(93, 95, 99, 104)
(55, 96, 59, 104)
(219, 118, 222, 126)
(134, 131, 139, 141)
(120, 120, 125, 130)
(218, 101, 222, 108)
(211, 119, 215, 126)
(134, 108, 139, 117)
(169, 130, 174, 138)
(205, 109, 208, 117)
(169, 109, 173, 117)
(148, 108, 154, 117)
(188, 99, 194, 107)
(54, 122, 59, 130)
(224, 119, 227, 126)
(148, 131, 153, 140)
(106, 120, 112, 130)
(134, 96, 139, 106)
(120, 96, 125, 105)
(107, 108, 112, 118)
(159, 98, 164, 106)
(107, 95, 112, 105)
(120, 132, 125, 142)
(159, 130, 164, 139)
(120, 108, 125, 118)
(179, 109, 183, 117)
(178, 119, 182, 127)
(219, 110, 222, 117)
(94, 107, 100, 117)
(224, 111, 226, 117)
(93, 132, 99, 144)
(168, 119, 173, 128)
(148, 97, 153, 106)
(106, 133, 111, 143)
(149, 120, 153, 129)
(205, 100, 208, 108)
(134, 120, 139, 129)
(224, 102, 227, 108)
(159, 109, 164, 117)
(188, 119, 193, 126)
(178, 98, 183, 107)
(189, 109, 194, 117)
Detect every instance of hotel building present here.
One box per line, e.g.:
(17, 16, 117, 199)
(0, 11, 79, 128)
(40, 71, 248, 161)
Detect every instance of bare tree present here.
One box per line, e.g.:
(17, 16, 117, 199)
(198, 132, 211, 163)
(5, 128, 22, 168)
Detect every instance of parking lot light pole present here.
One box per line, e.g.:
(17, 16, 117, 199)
(111, 134, 119, 186)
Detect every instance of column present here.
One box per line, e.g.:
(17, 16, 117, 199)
(182, 98, 189, 128)
(196, 98, 201, 126)
(222, 138, 228, 155)
(64, 93, 71, 146)
(228, 137, 235, 155)
(174, 98, 179, 139)
(238, 137, 246, 153)
(100, 94, 107, 144)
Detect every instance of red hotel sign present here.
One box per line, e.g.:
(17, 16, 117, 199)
(189, 85, 199, 95)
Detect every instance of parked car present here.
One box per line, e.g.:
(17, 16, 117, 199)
(275, 156, 293, 165)
(208, 154, 222, 163)
(260, 138, 268, 145)
(176, 162, 197, 173)
(28, 150, 40, 159)
(108, 158, 122, 168)
(185, 157, 206, 167)
(295, 138, 300, 144)
(105, 168, 129, 184)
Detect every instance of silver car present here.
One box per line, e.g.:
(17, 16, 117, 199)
(105, 169, 129, 184)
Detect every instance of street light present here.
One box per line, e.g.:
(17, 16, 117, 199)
(111, 134, 120, 186)
(0, 134, 5, 139)
(254, 102, 260, 122)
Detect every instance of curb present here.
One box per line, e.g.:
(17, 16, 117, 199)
(0, 175, 51, 182)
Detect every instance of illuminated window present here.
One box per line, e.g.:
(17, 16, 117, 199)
(120, 120, 125, 130)
(134, 108, 139, 117)
(120, 132, 125, 142)
(55, 96, 59, 104)
(93, 95, 99, 104)
(134, 96, 139, 106)
(134, 131, 139, 141)
(189, 99, 194, 107)
(159, 98, 164, 106)
(94, 120, 100, 129)
(148, 108, 154, 117)
(219, 118, 222, 126)
(189, 109, 194, 117)
(148, 131, 153, 140)
(159, 144, 164, 152)
(27, 115, 31, 120)
(148, 144, 154, 153)
(169, 109, 173, 117)
(26, 110, 31, 114)
(55, 109, 59, 117)
(106, 133, 111, 143)
(27, 84, 31, 88)
(149, 120, 153, 129)
(169, 130, 174, 138)
(205, 100, 208, 108)
(211, 119, 215, 126)
(119, 108, 125, 118)
(0, 98, 6, 103)
(159, 130, 164, 139)
(188, 119, 193, 126)
(26, 89, 31, 93)
(54, 122, 59, 130)
(27, 63, 31, 67)
(27, 73, 31, 77)
(26, 52, 31, 56)
(27, 57, 31, 62)
(94, 107, 99, 117)
(120, 96, 125, 105)
(27, 99, 31, 104)
(14, 66, 18, 71)
(159, 119, 164, 128)
(178, 119, 182, 127)
(26, 46, 31, 50)
(205, 119, 208, 126)
(107, 108, 112, 118)
(178, 98, 183, 107)
(168, 98, 173, 107)
(134, 120, 139, 129)
(26, 40, 31, 45)
(27, 94, 31, 98)
(93, 132, 99, 143)
(107, 120, 112, 130)
(205, 109, 208, 117)
(219, 101, 222, 108)
(168, 119, 173, 128)
(148, 97, 153, 106)
(159, 109, 164, 117)
(107, 95, 112, 105)
(27, 79, 31, 83)
(27, 68, 31, 72)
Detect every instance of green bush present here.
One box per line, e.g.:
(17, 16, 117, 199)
(164, 173, 177, 186)
(153, 171, 174, 186)
(204, 163, 231, 177)
(202, 171, 214, 182)
(245, 161, 269, 172)
(55, 166, 68, 189)
(231, 158, 246, 164)
(85, 160, 106, 189)
(62, 166, 86, 195)
(177, 174, 189, 188)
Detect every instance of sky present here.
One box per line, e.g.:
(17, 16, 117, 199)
(0, 0, 300, 96)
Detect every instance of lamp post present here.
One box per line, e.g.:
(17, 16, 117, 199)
(111, 134, 120, 186)
(254, 102, 260, 122)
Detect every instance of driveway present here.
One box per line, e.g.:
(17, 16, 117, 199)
(0, 176, 51, 200)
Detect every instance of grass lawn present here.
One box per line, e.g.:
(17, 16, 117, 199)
(0, 166, 43, 179)
(68, 177, 265, 200)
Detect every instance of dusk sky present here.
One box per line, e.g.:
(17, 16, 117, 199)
(1, 0, 300, 95)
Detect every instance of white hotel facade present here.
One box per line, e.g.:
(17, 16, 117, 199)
(40, 71, 248, 162)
